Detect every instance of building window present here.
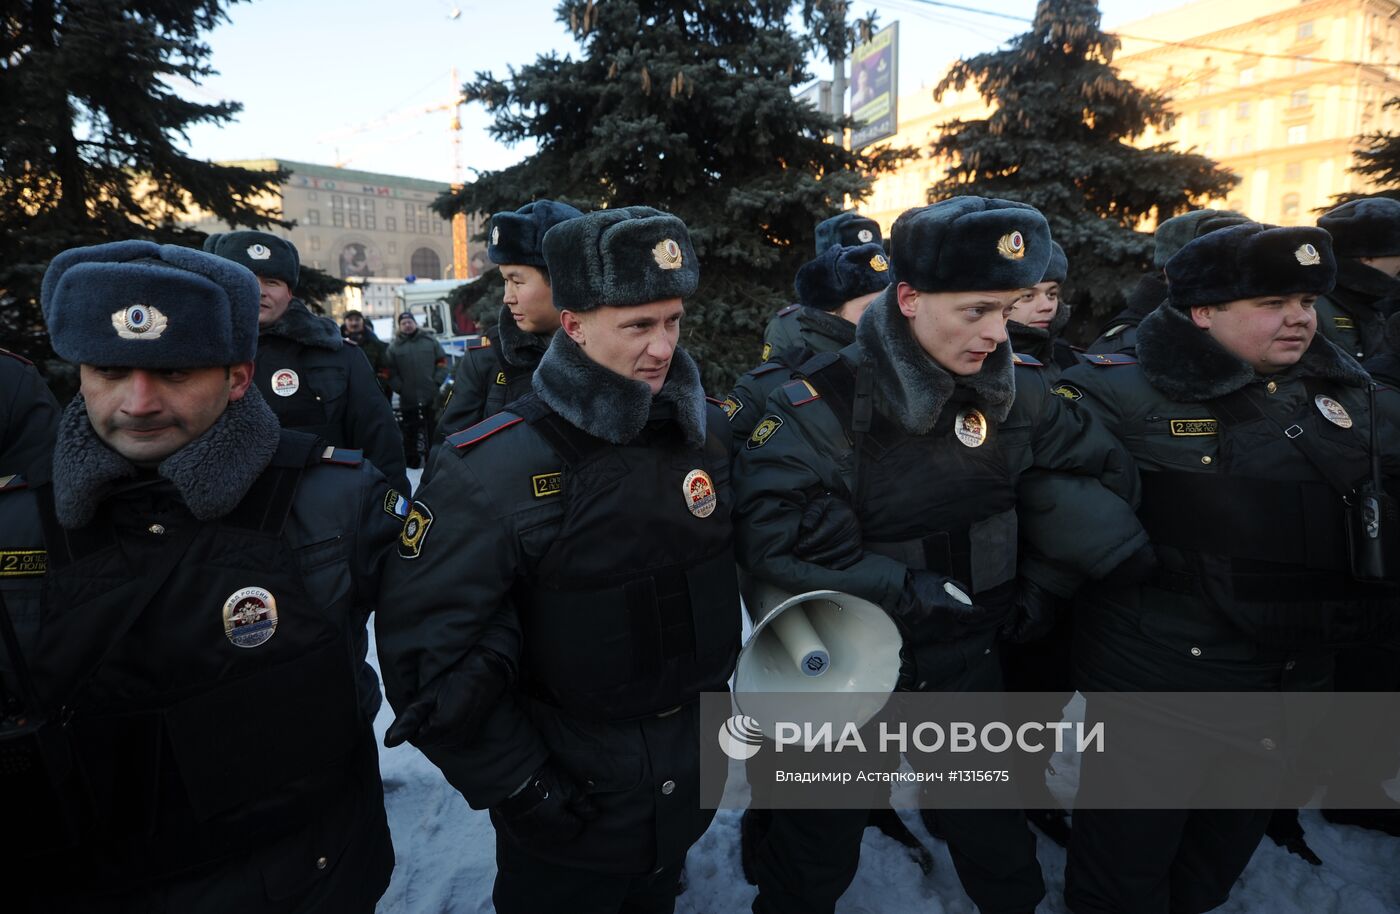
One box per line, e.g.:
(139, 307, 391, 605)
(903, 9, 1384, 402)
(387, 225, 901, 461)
(1282, 193, 1301, 219)
(1239, 67, 1255, 86)
(331, 195, 343, 210)
(1285, 162, 1303, 182)
(432, 218, 444, 235)
(410, 247, 442, 280)
(386, 216, 397, 232)
(307, 209, 320, 225)
(1290, 90, 1309, 108)
(1198, 80, 1214, 97)
(419, 218, 430, 233)
(1287, 124, 1308, 145)
(1297, 21, 1314, 41)
(348, 197, 360, 212)
(1237, 101, 1251, 120)
(365, 198, 375, 211)
(332, 211, 344, 227)
(365, 215, 376, 230)
(349, 213, 361, 229)
(1197, 109, 1213, 127)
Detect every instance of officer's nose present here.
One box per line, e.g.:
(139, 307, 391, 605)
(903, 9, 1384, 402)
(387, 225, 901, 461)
(122, 370, 164, 416)
(502, 284, 516, 305)
(987, 316, 1010, 345)
(646, 329, 676, 362)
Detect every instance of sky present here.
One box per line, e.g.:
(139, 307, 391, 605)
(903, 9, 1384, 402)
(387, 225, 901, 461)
(180, 0, 1191, 187)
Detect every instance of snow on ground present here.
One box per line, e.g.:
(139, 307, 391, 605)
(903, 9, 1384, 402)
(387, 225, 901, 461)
(377, 467, 1400, 913)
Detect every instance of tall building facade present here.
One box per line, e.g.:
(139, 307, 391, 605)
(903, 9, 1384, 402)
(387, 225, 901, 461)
(184, 159, 489, 282)
(861, 0, 1400, 230)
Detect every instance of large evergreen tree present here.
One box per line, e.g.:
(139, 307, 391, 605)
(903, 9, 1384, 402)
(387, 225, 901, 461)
(1, 1, 286, 364)
(436, 0, 910, 391)
(1333, 96, 1400, 207)
(926, 0, 1238, 330)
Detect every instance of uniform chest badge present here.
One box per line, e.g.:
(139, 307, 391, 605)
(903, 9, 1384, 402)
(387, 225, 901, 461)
(271, 368, 300, 397)
(223, 587, 278, 648)
(1315, 394, 1353, 428)
(684, 469, 718, 518)
(954, 408, 988, 448)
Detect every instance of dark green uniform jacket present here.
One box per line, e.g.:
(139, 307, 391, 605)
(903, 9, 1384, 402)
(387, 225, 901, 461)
(759, 303, 806, 362)
(0, 388, 398, 912)
(435, 307, 550, 441)
(1313, 259, 1400, 361)
(731, 288, 1145, 681)
(724, 307, 855, 442)
(386, 328, 449, 409)
(377, 336, 740, 876)
(257, 300, 408, 495)
(0, 348, 59, 474)
(1063, 302, 1400, 677)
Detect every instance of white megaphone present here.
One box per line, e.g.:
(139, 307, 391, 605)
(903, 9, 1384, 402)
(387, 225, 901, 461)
(735, 576, 904, 738)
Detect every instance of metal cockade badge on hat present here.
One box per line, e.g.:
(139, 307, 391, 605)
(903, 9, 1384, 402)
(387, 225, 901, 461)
(247, 243, 272, 261)
(857, 229, 874, 243)
(111, 304, 169, 340)
(997, 232, 1026, 260)
(683, 469, 717, 518)
(223, 586, 278, 648)
(870, 254, 889, 272)
(491, 225, 500, 246)
(1295, 244, 1321, 266)
(653, 239, 684, 270)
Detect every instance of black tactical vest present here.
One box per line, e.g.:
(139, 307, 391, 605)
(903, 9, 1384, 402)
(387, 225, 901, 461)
(1135, 378, 1398, 649)
(510, 396, 740, 721)
(802, 355, 1020, 627)
(17, 432, 370, 889)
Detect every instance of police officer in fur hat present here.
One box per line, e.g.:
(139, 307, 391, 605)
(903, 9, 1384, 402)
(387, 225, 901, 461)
(724, 242, 889, 441)
(1006, 241, 1083, 380)
(759, 212, 884, 360)
(203, 231, 408, 494)
(0, 241, 399, 912)
(1088, 209, 1248, 356)
(1060, 223, 1400, 913)
(431, 200, 582, 459)
(0, 349, 60, 473)
(377, 206, 739, 914)
(1315, 196, 1400, 360)
(732, 197, 1146, 914)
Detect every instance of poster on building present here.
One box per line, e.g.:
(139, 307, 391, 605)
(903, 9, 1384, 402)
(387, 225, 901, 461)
(850, 22, 898, 149)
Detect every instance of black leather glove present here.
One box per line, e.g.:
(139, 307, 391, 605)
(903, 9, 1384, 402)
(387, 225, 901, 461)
(384, 645, 513, 749)
(794, 493, 863, 569)
(999, 579, 1060, 644)
(494, 760, 598, 846)
(1098, 543, 1159, 587)
(892, 570, 995, 639)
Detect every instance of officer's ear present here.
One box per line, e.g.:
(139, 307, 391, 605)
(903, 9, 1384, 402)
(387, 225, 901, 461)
(896, 282, 921, 319)
(1189, 305, 1216, 330)
(560, 309, 588, 346)
(226, 361, 255, 401)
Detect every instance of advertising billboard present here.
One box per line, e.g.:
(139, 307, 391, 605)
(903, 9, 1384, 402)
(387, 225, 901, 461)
(850, 22, 898, 149)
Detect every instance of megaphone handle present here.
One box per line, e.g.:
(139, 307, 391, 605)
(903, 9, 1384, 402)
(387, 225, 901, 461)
(769, 605, 831, 677)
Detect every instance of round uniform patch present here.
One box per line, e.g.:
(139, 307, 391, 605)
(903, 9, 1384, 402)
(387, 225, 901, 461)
(1315, 394, 1353, 428)
(997, 231, 1026, 260)
(271, 369, 300, 397)
(684, 468, 718, 518)
(954, 408, 989, 448)
(223, 587, 278, 648)
(857, 228, 874, 244)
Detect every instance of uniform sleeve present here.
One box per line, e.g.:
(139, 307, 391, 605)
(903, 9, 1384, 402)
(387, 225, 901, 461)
(0, 359, 60, 474)
(435, 348, 492, 442)
(723, 371, 772, 446)
(374, 448, 548, 806)
(731, 394, 908, 612)
(432, 339, 449, 387)
(1015, 372, 1148, 596)
(342, 347, 410, 496)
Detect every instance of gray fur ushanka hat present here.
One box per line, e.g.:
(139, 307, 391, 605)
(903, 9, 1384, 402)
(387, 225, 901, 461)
(542, 206, 699, 311)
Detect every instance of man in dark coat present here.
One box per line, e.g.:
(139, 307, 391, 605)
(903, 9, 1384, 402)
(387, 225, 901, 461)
(1315, 196, 1400, 360)
(0, 240, 399, 913)
(203, 231, 408, 495)
(0, 348, 60, 473)
(1061, 223, 1400, 913)
(385, 311, 448, 469)
(378, 207, 739, 914)
(342, 309, 391, 399)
